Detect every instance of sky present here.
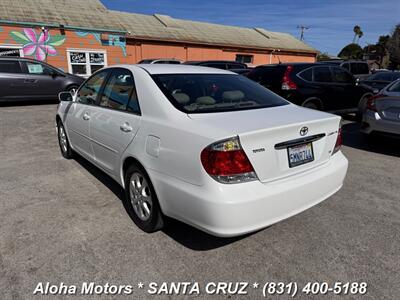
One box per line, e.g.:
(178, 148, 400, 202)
(102, 0, 399, 55)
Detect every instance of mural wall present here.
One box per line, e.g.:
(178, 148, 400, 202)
(0, 25, 129, 74)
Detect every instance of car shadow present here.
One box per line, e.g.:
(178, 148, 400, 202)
(0, 100, 58, 107)
(73, 155, 253, 250)
(341, 120, 400, 158)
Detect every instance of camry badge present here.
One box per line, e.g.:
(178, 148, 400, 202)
(300, 126, 308, 136)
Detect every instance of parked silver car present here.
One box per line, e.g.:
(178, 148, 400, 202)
(362, 79, 400, 137)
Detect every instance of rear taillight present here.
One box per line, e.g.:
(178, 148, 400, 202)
(282, 65, 297, 90)
(366, 94, 385, 112)
(200, 137, 257, 184)
(332, 127, 342, 155)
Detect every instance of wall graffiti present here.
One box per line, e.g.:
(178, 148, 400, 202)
(75, 31, 126, 56)
(9, 28, 66, 61)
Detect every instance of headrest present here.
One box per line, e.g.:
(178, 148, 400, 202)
(173, 93, 190, 104)
(196, 96, 216, 105)
(222, 90, 245, 102)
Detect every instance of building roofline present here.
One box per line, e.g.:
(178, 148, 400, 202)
(0, 19, 127, 34)
(128, 36, 319, 55)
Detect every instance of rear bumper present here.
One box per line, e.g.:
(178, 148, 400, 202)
(149, 152, 348, 237)
(362, 110, 400, 136)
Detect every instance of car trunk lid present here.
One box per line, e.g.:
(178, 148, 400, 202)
(189, 105, 341, 183)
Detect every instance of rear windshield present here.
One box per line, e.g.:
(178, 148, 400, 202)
(152, 74, 288, 113)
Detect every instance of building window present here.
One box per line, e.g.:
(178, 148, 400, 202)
(236, 54, 253, 64)
(67, 50, 107, 77)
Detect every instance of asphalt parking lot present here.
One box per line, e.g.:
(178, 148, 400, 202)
(0, 104, 399, 299)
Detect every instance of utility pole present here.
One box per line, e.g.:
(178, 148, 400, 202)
(297, 25, 309, 41)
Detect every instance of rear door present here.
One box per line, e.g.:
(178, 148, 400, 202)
(89, 68, 141, 175)
(65, 70, 109, 160)
(0, 60, 26, 100)
(310, 66, 335, 110)
(21, 61, 65, 98)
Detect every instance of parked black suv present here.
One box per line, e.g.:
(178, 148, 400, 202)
(0, 57, 84, 102)
(183, 60, 247, 70)
(247, 63, 374, 112)
(319, 60, 370, 80)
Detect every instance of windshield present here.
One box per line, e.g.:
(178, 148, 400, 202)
(152, 74, 288, 113)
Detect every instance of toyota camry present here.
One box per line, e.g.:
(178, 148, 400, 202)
(56, 64, 348, 237)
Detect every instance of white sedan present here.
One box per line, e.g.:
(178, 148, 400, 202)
(56, 64, 348, 237)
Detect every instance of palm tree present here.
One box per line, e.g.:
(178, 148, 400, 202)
(353, 25, 361, 43)
(356, 30, 364, 44)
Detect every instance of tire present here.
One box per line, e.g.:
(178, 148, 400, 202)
(302, 99, 320, 110)
(57, 121, 74, 159)
(357, 93, 372, 117)
(66, 85, 79, 94)
(123, 164, 164, 233)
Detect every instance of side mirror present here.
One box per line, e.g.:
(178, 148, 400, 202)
(58, 91, 73, 102)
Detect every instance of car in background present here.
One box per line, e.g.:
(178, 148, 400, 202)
(183, 60, 247, 70)
(56, 64, 348, 237)
(362, 79, 400, 138)
(247, 63, 374, 114)
(230, 68, 253, 76)
(0, 57, 84, 102)
(320, 60, 370, 80)
(138, 58, 182, 64)
(359, 71, 400, 92)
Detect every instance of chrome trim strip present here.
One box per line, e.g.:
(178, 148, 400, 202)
(274, 133, 326, 150)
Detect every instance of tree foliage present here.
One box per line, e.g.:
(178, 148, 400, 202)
(387, 24, 400, 68)
(338, 43, 363, 59)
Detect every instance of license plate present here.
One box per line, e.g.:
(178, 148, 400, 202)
(287, 143, 314, 168)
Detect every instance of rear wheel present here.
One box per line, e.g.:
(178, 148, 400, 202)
(123, 164, 164, 233)
(357, 93, 372, 117)
(57, 121, 73, 159)
(66, 85, 79, 94)
(302, 99, 321, 110)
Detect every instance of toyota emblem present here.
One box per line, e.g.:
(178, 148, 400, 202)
(300, 126, 308, 136)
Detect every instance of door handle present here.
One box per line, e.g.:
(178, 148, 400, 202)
(24, 79, 37, 83)
(82, 113, 90, 121)
(120, 122, 132, 132)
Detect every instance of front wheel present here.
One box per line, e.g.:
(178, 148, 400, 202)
(57, 121, 74, 159)
(123, 164, 164, 233)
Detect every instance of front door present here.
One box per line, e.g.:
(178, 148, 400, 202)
(65, 70, 109, 160)
(330, 67, 359, 109)
(89, 68, 141, 175)
(21, 61, 65, 98)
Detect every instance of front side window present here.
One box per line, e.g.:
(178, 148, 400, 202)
(76, 71, 108, 105)
(0, 60, 21, 73)
(152, 74, 288, 113)
(25, 62, 54, 75)
(313, 67, 332, 83)
(68, 51, 106, 76)
(370, 72, 393, 81)
(99, 68, 138, 112)
(331, 67, 353, 83)
(387, 80, 400, 92)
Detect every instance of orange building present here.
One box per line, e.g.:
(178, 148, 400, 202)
(0, 0, 318, 77)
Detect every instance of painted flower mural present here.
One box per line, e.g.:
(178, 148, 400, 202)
(9, 28, 66, 61)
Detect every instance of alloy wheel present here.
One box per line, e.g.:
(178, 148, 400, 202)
(129, 172, 153, 221)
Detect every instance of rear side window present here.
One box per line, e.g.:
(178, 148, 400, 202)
(313, 67, 332, 82)
(298, 68, 312, 81)
(0, 60, 21, 73)
(99, 68, 139, 113)
(152, 74, 288, 113)
(76, 71, 108, 105)
(351, 63, 369, 75)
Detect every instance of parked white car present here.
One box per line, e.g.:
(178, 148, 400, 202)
(56, 64, 348, 237)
